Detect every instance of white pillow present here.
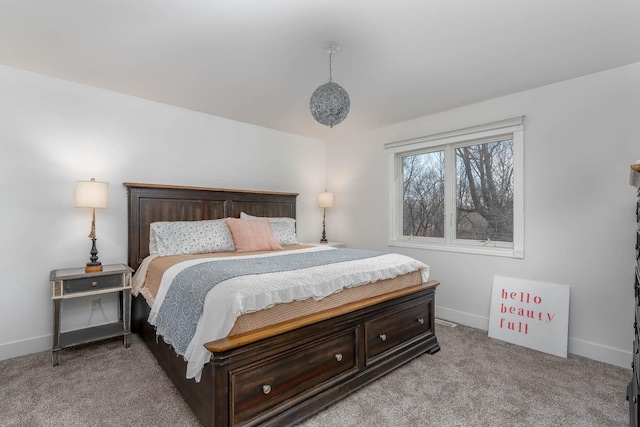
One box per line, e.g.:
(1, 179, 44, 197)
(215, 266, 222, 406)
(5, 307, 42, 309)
(149, 228, 159, 254)
(239, 212, 299, 245)
(150, 219, 236, 256)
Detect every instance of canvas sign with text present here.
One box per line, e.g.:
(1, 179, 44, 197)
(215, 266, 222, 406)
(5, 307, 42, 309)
(488, 276, 570, 358)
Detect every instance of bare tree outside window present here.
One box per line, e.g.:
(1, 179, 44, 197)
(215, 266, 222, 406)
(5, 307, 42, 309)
(456, 139, 513, 242)
(402, 150, 445, 237)
(401, 139, 514, 243)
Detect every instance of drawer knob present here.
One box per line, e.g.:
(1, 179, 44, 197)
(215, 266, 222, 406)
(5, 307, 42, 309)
(91, 281, 98, 287)
(335, 353, 343, 362)
(262, 384, 271, 395)
(379, 334, 387, 341)
(417, 318, 425, 325)
(635, 396, 638, 405)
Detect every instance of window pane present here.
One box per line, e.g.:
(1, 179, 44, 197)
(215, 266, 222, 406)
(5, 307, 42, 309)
(456, 139, 513, 242)
(402, 151, 445, 238)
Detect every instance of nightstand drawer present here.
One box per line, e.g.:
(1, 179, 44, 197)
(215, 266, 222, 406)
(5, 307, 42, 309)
(63, 274, 122, 294)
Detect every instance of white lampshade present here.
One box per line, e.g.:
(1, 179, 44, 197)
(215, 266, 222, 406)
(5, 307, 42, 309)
(318, 191, 334, 208)
(76, 179, 109, 208)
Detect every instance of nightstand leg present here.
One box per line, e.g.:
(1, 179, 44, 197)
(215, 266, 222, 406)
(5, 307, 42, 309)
(117, 292, 123, 322)
(122, 289, 131, 349)
(52, 299, 61, 366)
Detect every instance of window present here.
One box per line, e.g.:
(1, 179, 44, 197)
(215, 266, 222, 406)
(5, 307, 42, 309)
(386, 117, 524, 258)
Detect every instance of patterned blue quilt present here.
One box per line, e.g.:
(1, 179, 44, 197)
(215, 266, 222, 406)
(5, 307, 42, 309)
(154, 248, 386, 355)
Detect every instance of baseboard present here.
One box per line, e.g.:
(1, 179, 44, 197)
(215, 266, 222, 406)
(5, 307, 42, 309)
(435, 304, 631, 369)
(568, 337, 631, 369)
(0, 335, 51, 362)
(435, 305, 489, 330)
(2, 309, 633, 370)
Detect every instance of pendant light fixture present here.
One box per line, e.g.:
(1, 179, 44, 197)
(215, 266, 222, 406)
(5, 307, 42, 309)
(310, 42, 350, 128)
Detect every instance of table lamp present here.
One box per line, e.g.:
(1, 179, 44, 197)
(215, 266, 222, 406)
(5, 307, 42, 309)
(76, 178, 109, 273)
(318, 190, 334, 243)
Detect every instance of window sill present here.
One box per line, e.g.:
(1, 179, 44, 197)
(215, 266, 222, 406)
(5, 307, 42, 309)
(388, 239, 524, 259)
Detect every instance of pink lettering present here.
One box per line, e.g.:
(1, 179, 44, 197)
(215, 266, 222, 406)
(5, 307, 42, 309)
(499, 318, 529, 334)
(501, 289, 543, 304)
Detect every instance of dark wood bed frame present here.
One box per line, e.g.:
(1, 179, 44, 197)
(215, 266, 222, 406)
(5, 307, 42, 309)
(125, 183, 440, 427)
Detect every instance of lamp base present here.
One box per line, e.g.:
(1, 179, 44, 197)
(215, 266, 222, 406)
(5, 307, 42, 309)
(85, 236, 102, 273)
(85, 264, 103, 273)
(320, 215, 328, 243)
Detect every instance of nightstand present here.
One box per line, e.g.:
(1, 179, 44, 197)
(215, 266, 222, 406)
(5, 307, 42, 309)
(50, 263, 134, 366)
(305, 242, 346, 248)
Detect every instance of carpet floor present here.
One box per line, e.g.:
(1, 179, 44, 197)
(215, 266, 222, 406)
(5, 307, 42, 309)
(0, 323, 630, 426)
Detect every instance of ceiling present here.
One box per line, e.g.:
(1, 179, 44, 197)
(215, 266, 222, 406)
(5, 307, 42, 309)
(1, 0, 639, 140)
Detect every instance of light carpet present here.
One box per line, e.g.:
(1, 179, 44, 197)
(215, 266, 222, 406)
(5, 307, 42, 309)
(0, 323, 629, 426)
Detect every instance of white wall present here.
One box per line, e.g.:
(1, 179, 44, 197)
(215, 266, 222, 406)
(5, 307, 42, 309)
(0, 66, 327, 360)
(3, 62, 639, 369)
(326, 62, 640, 368)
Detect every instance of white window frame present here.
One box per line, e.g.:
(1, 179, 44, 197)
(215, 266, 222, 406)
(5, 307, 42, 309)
(386, 116, 524, 259)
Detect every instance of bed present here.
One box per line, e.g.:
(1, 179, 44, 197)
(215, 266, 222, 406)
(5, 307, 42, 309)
(125, 182, 440, 427)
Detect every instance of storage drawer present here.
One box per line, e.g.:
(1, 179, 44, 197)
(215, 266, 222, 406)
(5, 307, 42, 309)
(365, 297, 433, 363)
(230, 329, 357, 425)
(63, 274, 122, 294)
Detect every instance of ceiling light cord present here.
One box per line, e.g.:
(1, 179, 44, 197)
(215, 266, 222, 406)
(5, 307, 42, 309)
(328, 50, 333, 82)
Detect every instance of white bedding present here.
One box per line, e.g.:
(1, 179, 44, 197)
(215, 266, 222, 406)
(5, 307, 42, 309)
(132, 246, 429, 381)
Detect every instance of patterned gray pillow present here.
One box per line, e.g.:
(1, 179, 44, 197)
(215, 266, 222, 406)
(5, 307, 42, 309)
(150, 219, 235, 256)
(239, 212, 299, 246)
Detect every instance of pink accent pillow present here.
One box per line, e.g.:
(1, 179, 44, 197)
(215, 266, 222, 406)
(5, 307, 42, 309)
(224, 218, 283, 253)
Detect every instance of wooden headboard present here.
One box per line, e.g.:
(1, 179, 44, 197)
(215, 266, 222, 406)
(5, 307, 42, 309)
(124, 183, 298, 270)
